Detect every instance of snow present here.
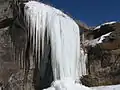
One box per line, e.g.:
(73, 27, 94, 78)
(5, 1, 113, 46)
(83, 32, 111, 47)
(94, 21, 116, 30)
(102, 21, 116, 25)
(24, 1, 90, 90)
(97, 32, 111, 43)
(44, 79, 92, 90)
(91, 84, 120, 90)
(94, 26, 101, 30)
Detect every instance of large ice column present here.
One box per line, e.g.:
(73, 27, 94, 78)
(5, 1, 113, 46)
(79, 48, 87, 75)
(24, 1, 91, 90)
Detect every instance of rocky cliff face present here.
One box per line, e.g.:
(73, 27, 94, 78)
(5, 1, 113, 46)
(80, 22, 120, 87)
(0, 0, 33, 90)
(0, 0, 19, 88)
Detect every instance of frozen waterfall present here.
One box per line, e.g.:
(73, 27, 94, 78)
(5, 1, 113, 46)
(24, 1, 91, 90)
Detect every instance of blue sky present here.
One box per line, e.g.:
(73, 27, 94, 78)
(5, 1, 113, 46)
(41, 0, 120, 26)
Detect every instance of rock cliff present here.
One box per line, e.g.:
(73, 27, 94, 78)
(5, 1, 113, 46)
(80, 22, 120, 87)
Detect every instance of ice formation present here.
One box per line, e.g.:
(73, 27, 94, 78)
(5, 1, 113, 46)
(24, 1, 91, 90)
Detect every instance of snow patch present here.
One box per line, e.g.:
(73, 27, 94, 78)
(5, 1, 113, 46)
(94, 21, 116, 30)
(103, 21, 116, 25)
(97, 32, 111, 43)
(91, 84, 120, 90)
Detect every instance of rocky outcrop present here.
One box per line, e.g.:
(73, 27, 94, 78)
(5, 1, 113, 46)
(80, 22, 120, 87)
(0, 0, 19, 89)
(0, 0, 33, 90)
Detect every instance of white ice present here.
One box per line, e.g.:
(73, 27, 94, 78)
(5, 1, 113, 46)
(24, 1, 90, 90)
(44, 78, 91, 90)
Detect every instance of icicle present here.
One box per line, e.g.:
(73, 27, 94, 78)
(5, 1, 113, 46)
(37, 11, 41, 70)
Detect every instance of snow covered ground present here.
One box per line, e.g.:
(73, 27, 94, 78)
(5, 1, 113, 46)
(91, 84, 120, 90)
(44, 84, 120, 90)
